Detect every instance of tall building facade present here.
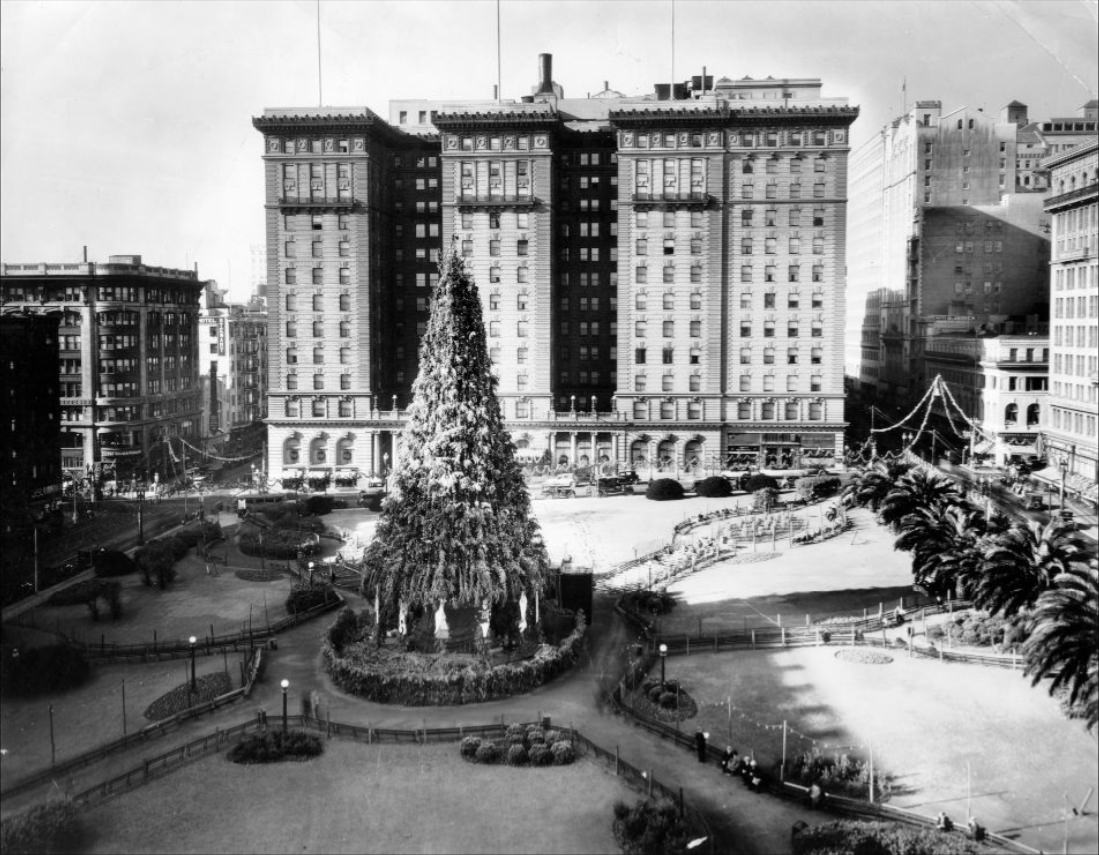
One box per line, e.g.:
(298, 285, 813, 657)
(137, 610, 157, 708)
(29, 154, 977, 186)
(848, 98, 1057, 400)
(254, 57, 858, 484)
(0, 314, 62, 517)
(0, 255, 204, 488)
(198, 289, 269, 448)
(1043, 142, 1098, 504)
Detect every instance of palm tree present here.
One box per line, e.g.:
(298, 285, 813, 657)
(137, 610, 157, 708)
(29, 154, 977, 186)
(894, 503, 990, 599)
(878, 468, 964, 531)
(1023, 560, 1099, 731)
(975, 519, 1086, 618)
(841, 459, 914, 512)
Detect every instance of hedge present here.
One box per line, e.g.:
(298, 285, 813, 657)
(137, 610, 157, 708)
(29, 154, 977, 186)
(286, 583, 340, 615)
(0, 799, 81, 855)
(791, 820, 979, 855)
(646, 479, 685, 501)
(694, 476, 733, 498)
(238, 528, 319, 560)
(227, 729, 324, 764)
(745, 473, 780, 492)
(323, 611, 588, 705)
(612, 798, 689, 855)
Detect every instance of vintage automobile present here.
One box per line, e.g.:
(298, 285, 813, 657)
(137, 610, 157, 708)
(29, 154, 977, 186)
(597, 476, 631, 496)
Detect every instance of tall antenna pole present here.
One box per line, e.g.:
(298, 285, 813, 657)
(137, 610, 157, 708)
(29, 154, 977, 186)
(496, 0, 502, 104)
(316, 0, 323, 107)
(671, 0, 676, 95)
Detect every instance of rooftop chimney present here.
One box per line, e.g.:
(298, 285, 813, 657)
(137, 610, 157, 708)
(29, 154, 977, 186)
(537, 53, 554, 95)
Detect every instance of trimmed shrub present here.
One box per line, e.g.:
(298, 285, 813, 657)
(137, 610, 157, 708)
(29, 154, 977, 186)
(459, 736, 482, 758)
(695, 476, 733, 498)
(134, 540, 178, 589)
(526, 726, 546, 744)
(551, 740, 576, 765)
(143, 671, 234, 721)
(92, 549, 138, 577)
(658, 691, 678, 709)
(646, 478, 685, 501)
(795, 476, 842, 502)
(286, 583, 339, 615)
(475, 742, 500, 764)
(506, 744, 529, 766)
(1, 644, 90, 697)
(791, 819, 979, 855)
(612, 798, 688, 855)
(302, 495, 335, 516)
(544, 729, 563, 746)
(227, 729, 324, 764)
(528, 744, 553, 767)
(505, 722, 526, 741)
(0, 799, 81, 855)
(752, 487, 779, 512)
(745, 473, 780, 493)
(648, 685, 664, 702)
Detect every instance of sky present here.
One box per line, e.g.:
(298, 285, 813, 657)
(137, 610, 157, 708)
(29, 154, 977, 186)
(2, 0, 1096, 305)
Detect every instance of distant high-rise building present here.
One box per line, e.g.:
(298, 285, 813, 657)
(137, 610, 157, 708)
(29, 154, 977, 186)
(198, 299, 268, 448)
(0, 255, 204, 487)
(848, 99, 1053, 402)
(253, 55, 858, 486)
(1042, 141, 1098, 504)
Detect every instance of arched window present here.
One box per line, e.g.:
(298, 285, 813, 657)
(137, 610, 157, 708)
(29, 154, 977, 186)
(630, 438, 648, 464)
(336, 436, 354, 464)
(283, 435, 301, 464)
(1026, 403, 1040, 426)
(657, 439, 676, 467)
(309, 436, 327, 465)
(1004, 403, 1018, 425)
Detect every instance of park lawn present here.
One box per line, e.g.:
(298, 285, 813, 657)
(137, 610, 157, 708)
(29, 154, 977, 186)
(660, 648, 1099, 855)
(78, 741, 633, 854)
(0, 647, 243, 798)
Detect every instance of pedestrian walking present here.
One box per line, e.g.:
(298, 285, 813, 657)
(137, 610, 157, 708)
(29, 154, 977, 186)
(694, 729, 708, 763)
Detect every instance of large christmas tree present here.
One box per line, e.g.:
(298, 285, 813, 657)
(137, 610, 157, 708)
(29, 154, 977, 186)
(361, 248, 546, 643)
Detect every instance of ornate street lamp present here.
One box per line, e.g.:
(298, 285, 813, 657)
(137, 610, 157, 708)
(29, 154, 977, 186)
(280, 679, 290, 733)
(1059, 458, 1068, 513)
(137, 489, 145, 545)
(659, 643, 668, 688)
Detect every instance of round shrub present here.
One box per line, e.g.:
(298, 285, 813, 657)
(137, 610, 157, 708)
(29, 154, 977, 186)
(302, 495, 335, 516)
(544, 729, 563, 746)
(92, 549, 138, 577)
(526, 726, 546, 745)
(459, 736, 482, 758)
(475, 742, 500, 764)
(506, 744, 529, 766)
(529, 744, 553, 767)
(745, 473, 780, 492)
(695, 476, 733, 498)
(551, 740, 576, 765)
(646, 478, 685, 501)
(648, 685, 664, 702)
(658, 691, 678, 709)
(505, 722, 525, 741)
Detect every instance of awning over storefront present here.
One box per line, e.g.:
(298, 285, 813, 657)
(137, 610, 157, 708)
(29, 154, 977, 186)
(1029, 466, 1063, 487)
(278, 468, 304, 480)
(973, 440, 995, 455)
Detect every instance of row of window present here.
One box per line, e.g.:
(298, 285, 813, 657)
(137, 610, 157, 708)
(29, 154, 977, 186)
(284, 238, 353, 257)
(740, 292, 825, 309)
(285, 293, 353, 312)
(284, 268, 352, 285)
(736, 182, 829, 200)
(285, 321, 352, 338)
(1053, 295, 1099, 318)
(738, 236, 827, 254)
(285, 374, 354, 391)
(1052, 325, 1098, 348)
(1050, 407, 1098, 438)
(1053, 353, 1099, 377)
(623, 400, 826, 421)
(740, 156, 829, 174)
(285, 398, 355, 418)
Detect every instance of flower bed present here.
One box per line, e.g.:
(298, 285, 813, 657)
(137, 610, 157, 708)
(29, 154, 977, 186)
(834, 648, 893, 665)
(792, 819, 978, 855)
(234, 568, 287, 583)
(227, 729, 324, 764)
(323, 609, 587, 705)
(459, 724, 576, 767)
(626, 678, 700, 723)
(143, 671, 234, 721)
(612, 798, 690, 855)
(0, 798, 82, 855)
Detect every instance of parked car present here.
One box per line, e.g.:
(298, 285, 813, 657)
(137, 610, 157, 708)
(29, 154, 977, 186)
(597, 476, 630, 496)
(1024, 493, 1045, 510)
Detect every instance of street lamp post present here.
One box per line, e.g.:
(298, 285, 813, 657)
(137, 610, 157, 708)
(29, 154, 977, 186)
(137, 490, 145, 545)
(1059, 459, 1068, 514)
(188, 635, 197, 693)
(659, 643, 668, 688)
(308, 561, 315, 587)
(280, 679, 290, 733)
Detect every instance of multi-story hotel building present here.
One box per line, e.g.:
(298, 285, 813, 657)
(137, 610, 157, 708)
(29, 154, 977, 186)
(253, 56, 857, 484)
(0, 255, 204, 489)
(1042, 141, 1098, 505)
(198, 285, 269, 449)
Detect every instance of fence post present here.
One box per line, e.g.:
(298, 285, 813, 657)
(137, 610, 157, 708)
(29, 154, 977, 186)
(751, 630, 756, 649)
(781, 627, 786, 647)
